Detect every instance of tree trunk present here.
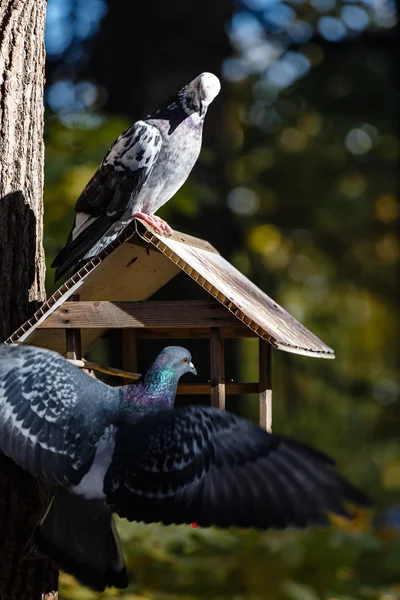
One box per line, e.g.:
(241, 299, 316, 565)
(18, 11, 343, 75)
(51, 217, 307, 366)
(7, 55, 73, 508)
(0, 1, 58, 598)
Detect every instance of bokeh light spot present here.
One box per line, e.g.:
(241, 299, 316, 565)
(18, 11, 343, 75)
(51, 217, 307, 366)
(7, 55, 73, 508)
(298, 112, 323, 135)
(318, 17, 347, 42)
(263, 3, 297, 29)
(310, 0, 336, 12)
(279, 128, 308, 152)
(248, 224, 281, 254)
(345, 128, 373, 155)
(375, 234, 400, 264)
(374, 193, 400, 223)
(286, 21, 313, 43)
(288, 254, 315, 281)
(341, 5, 370, 31)
(338, 172, 366, 198)
(228, 187, 260, 215)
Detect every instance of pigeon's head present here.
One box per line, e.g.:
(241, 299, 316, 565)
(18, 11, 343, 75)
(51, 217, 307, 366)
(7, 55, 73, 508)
(183, 72, 221, 116)
(124, 347, 197, 409)
(152, 346, 197, 379)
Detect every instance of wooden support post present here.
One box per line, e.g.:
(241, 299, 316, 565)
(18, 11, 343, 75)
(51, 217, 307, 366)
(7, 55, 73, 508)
(259, 339, 272, 432)
(122, 329, 138, 384)
(66, 295, 82, 360)
(210, 327, 225, 410)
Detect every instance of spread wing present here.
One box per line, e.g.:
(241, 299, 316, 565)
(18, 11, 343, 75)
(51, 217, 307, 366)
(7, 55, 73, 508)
(0, 345, 118, 485)
(51, 120, 162, 280)
(105, 406, 369, 530)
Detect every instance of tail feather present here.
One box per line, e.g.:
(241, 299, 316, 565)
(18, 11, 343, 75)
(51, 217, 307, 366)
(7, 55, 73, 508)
(35, 488, 128, 591)
(51, 213, 112, 282)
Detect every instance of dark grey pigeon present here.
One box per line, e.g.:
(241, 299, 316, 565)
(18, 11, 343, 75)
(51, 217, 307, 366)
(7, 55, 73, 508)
(51, 72, 221, 282)
(0, 344, 370, 592)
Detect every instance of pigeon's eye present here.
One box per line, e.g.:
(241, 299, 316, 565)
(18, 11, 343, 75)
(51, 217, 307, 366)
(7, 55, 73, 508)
(183, 357, 189, 363)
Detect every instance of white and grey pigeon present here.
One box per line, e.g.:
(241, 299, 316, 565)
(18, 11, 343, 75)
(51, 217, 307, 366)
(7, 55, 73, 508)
(51, 72, 221, 282)
(0, 344, 370, 591)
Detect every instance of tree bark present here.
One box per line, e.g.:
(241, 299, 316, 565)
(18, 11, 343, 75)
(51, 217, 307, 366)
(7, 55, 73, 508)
(0, 1, 58, 598)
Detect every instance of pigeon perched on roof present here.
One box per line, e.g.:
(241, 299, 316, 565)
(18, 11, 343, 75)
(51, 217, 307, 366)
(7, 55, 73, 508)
(51, 72, 221, 282)
(0, 344, 369, 591)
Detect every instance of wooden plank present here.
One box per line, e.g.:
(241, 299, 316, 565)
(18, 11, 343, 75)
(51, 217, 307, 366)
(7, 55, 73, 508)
(259, 339, 272, 432)
(40, 301, 241, 329)
(210, 327, 225, 409)
(177, 383, 258, 395)
(135, 326, 254, 339)
(102, 327, 254, 339)
(122, 329, 138, 384)
(67, 358, 141, 381)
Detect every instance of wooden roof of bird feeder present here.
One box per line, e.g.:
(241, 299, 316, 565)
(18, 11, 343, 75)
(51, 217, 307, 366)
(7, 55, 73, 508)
(6, 218, 335, 432)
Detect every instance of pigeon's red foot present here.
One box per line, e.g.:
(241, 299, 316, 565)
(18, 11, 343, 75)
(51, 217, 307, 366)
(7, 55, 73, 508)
(134, 212, 173, 237)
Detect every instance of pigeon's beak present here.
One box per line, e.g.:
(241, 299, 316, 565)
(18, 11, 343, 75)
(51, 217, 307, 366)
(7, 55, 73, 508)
(189, 362, 197, 376)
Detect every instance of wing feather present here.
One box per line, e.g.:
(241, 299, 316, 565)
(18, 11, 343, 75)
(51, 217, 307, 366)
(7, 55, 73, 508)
(105, 406, 370, 531)
(75, 121, 162, 218)
(51, 121, 162, 280)
(0, 345, 118, 485)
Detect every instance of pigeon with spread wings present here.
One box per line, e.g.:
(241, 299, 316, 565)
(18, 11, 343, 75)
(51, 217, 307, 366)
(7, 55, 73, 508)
(0, 344, 370, 591)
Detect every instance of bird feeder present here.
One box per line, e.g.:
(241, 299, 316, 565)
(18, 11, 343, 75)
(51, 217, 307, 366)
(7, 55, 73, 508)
(6, 219, 334, 432)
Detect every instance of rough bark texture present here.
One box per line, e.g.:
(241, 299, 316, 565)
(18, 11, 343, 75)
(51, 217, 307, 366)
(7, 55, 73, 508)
(0, 0, 46, 337)
(0, 1, 58, 598)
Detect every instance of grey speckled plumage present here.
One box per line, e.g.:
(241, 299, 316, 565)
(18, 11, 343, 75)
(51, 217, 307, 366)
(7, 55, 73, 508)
(51, 72, 221, 282)
(0, 344, 370, 592)
(0, 344, 196, 591)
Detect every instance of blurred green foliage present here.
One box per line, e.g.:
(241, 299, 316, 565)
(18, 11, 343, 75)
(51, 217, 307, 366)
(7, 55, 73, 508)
(43, 0, 399, 597)
(59, 518, 400, 600)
